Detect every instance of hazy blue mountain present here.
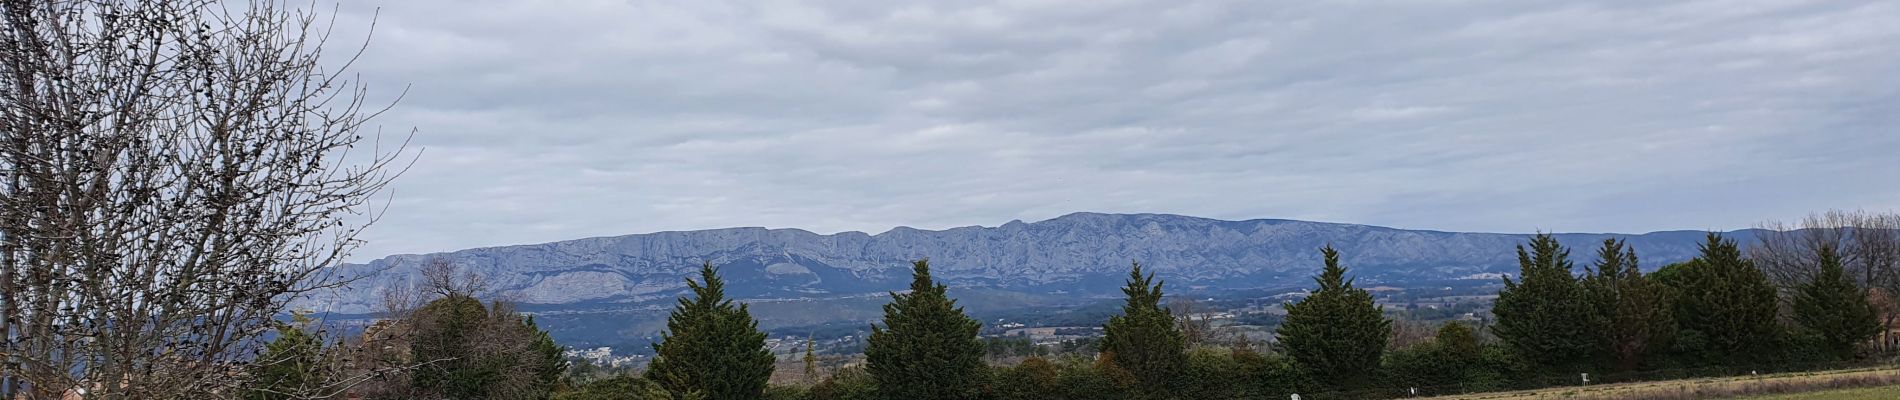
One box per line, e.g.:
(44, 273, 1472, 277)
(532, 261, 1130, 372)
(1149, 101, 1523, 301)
(306, 212, 1753, 314)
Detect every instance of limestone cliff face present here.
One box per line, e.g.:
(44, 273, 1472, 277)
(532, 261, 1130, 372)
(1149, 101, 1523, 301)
(305, 212, 1746, 313)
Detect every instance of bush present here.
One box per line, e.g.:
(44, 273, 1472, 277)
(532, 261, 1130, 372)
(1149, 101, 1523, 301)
(993, 357, 1060, 400)
(1471, 343, 1532, 392)
(1180, 346, 1244, 399)
(809, 366, 876, 400)
(1234, 348, 1314, 399)
(1051, 356, 1128, 400)
(764, 385, 811, 400)
(552, 375, 671, 400)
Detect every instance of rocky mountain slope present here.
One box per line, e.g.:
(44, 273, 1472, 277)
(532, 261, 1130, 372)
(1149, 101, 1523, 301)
(305, 213, 1752, 314)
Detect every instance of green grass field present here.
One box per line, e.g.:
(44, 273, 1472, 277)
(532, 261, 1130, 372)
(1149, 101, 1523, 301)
(1739, 384, 1900, 399)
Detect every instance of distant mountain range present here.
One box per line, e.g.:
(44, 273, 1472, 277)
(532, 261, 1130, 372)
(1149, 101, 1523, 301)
(305, 212, 1755, 314)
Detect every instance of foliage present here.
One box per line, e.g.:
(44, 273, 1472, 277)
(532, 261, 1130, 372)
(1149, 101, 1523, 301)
(1794, 245, 1884, 360)
(1099, 261, 1188, 397)
(865, 260, 988, 399)
(552, 375, 673, 400)
(645, 263, 776, 399)
(993, 357, 1061, 400)
(1663, 233, 1785, 365)
(1233, 348, 1314, 399)
(409, 295, 568, 399)
(809, 366, 877, 400)
(1055, 356, 1132, 400)
(1581, 239, 1674, 371)
(410, 296, 495, 398)
(765, 385, 812, 400)
(1493, 234, 1595, 369)
(1278, 246, 1392, 390)
(243, 320, 331, 400)
(528, 316, 571, 391)
(1381, 322, 1495, 396)
(1178, 346, 1245, 399)
(985, 336, 1049, 358)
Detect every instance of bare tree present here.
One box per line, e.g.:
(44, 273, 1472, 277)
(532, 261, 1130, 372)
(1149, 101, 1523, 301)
(1754, 210, 1900, 291)
(418, 257, 486, 300)
(1170, 297, 1223, 347)
(0, 0, 408, 398)
(1753, 210, 1900, 350)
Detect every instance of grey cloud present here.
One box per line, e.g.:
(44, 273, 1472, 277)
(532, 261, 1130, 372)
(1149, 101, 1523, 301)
(322, 0, 1900, 260)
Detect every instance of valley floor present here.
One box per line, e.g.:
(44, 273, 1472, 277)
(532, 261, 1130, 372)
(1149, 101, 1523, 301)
(1423, 366, 1900, 400)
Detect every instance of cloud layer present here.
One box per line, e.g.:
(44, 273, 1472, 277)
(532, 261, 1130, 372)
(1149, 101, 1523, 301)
(325, 0, 1900, 260)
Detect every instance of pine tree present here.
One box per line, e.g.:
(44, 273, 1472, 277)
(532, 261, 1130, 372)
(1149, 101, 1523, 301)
(1666, 233, 1783, 365)
(645, 262, 776, 399)
(1580, 239, 1673, 371)
(1492, 234, 1594, 369)
(1276, 246, 1391, 391)
(1794, 245, 1883, 360)
(865, 259, 988, 399)
(243, 317, 329, 400)
(1099, 261, 1187, 397)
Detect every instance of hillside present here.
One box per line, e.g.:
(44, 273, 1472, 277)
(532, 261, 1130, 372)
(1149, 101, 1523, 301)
(306, 213, 1750, 314)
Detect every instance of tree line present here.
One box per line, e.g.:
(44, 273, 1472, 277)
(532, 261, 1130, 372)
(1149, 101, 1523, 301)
(481, 230, 1884, 400)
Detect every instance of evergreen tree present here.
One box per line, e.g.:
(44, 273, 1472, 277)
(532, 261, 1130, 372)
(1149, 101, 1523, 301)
(865, 259, 987, 399)
(1580, 239, 1674, 371)
(1099, 261, 1187, 397)
(1794, 245, 1883, 360)
(1666, 233, 1783, 365)
(1276, 246, 1391, 391)
(645, 263, 776, 399)
(243, 317, 329, 400)
(526, 316, 571, 393)
(1492, 234, 1594, 369)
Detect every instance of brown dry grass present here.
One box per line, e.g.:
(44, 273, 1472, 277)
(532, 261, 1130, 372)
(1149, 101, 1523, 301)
(1424, 367, 1900, 400)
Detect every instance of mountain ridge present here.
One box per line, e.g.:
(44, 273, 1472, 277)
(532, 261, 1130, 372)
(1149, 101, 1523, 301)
(307, 212, 1757, 314)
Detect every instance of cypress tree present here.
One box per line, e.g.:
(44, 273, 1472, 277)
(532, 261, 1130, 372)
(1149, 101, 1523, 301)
(1492, 234, 1594, 369)
(1794, 245, 1883, 360)
(1667, 233, 1783, 365)
(645, 263, 776, 399)
(865, 259, 987, 399)
(1580, 239, 1673, 371)
(1276, 246, 1391, 391)
(1099, 261, 1187, 397)
(803, 336, 820, 385)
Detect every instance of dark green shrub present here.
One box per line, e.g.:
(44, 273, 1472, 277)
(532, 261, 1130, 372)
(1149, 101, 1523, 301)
(810, 366, 876, 400)
(993, 357, 1059, 400)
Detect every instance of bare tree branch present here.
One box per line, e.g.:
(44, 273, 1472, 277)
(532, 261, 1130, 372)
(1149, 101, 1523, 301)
(0, 0, 409, 398)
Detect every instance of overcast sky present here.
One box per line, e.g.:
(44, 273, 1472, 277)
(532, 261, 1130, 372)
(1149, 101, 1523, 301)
(324, 0, 1900, 261)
